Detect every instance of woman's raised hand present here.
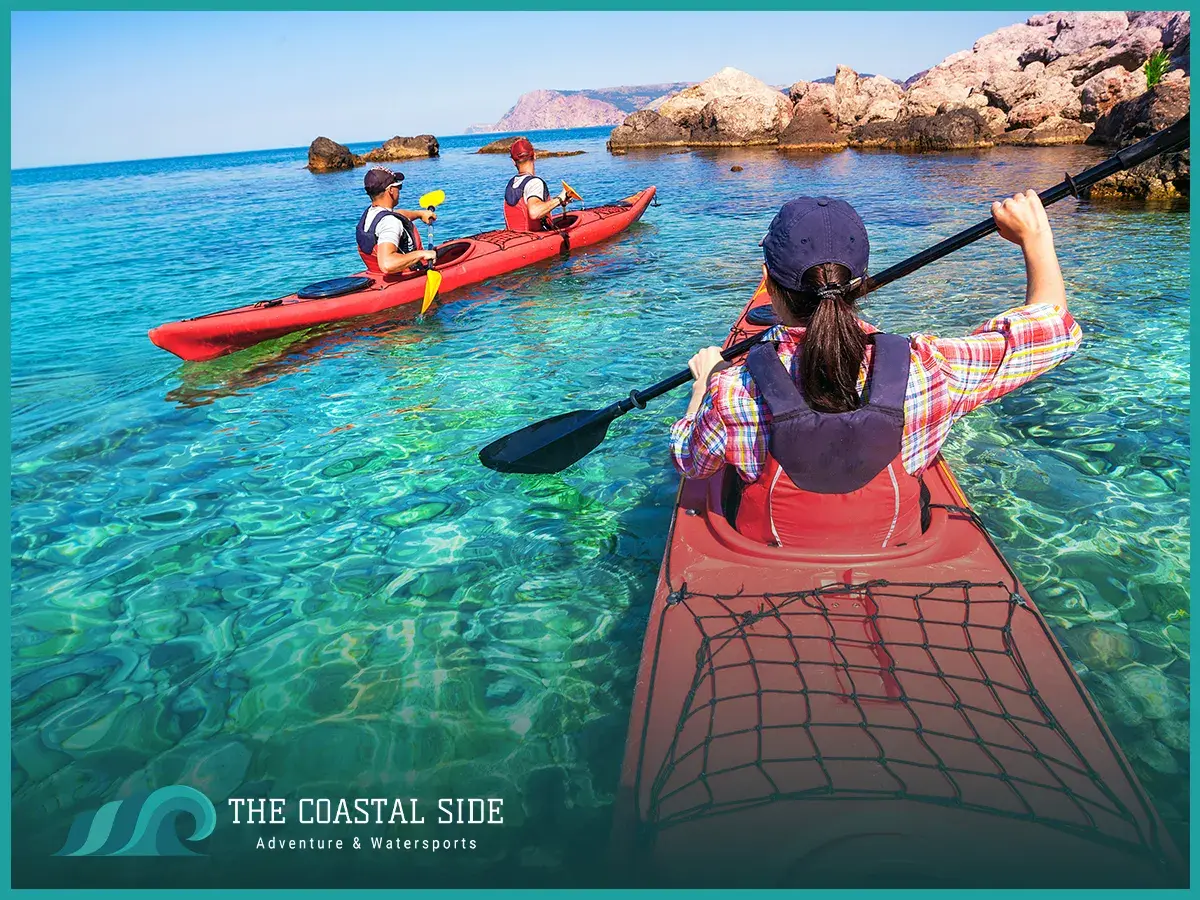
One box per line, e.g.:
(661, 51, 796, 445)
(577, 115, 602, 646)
(992, 189, 1053, 249)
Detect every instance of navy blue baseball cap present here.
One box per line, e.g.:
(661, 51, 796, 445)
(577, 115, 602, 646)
(364, 167, 403, 194)
(761, 197, 869, 290)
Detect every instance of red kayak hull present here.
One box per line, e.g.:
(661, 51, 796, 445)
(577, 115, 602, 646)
(149, 187, 656, 361)
(613, 280, 1184, 888)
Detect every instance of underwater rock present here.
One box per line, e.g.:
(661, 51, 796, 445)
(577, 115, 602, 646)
(1163, 623, 1189, 661)
(1082, 671, 1145, 728)
(1061, 622, 1141, 671)
(1115, 664, 1189, 720)
(1128, 736, 1181, 775)
(1155, 717, 1190, 753)
(1126, 621, 1180, 667)
(1131, 580, 1190, 623)
(381, 501, 453, 529)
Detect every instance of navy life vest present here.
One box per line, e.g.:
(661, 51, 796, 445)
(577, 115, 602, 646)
(504, 175, 550, 232)
(736, 333, 923, 550)
(356, 207, 422, 273)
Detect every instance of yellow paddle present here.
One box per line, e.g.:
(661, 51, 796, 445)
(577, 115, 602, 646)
(561, 181, 583, 204)
(421, 268, 442, 315)
(416, 189, 446, 314)
(418, 189, 445, 244)
(418, 189, 445, 208)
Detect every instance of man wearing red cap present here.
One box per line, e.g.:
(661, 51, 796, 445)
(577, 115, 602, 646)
(503, 138, 571, 232)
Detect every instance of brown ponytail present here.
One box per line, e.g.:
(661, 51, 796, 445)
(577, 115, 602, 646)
(765, 263, 866, 414)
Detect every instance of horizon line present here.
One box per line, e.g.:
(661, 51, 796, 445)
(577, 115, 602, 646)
(10, 124, 616, 174)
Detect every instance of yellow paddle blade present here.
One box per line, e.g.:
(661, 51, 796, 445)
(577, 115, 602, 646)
(418, 189, 445, 209)
(561, 181, 583, 203)
(421, 269, 442, 315)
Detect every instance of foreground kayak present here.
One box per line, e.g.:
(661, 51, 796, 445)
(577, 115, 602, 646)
(149, 186, 656, 361)
(612, 280, 1184, 888)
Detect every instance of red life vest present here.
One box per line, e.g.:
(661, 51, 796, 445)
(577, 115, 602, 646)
(356, 207, 423, 274)
(504, 175, 549, 232)
(735, 334, 923, 551)
(736, 456, 923, 551)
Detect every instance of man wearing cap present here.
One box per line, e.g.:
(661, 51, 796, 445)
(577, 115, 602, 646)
(356, 167, 438, 275)
(503, 138, 571, 232)
(670, 191, 1081, 549)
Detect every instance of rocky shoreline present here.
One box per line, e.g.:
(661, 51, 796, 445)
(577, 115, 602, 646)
(608, 11, 1190, 198)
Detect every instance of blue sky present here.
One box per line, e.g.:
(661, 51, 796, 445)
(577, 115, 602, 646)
(11, 11, 1041, 168)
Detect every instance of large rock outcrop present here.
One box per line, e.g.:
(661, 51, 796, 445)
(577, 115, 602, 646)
(607, 109, 692, 151)
(307, 137, 356, 173)
(1086, 73, 1190, 198)
(359, 135, 439, 163)
(605, 12, 1191, 158)
(849, 108, 995, 151)
(609, 68, 791, 150)
(658, 67, 793, 144)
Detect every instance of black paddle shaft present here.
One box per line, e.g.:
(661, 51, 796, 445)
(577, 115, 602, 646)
(615, 112, 1191, 416)
(480, 114, 1189, 474)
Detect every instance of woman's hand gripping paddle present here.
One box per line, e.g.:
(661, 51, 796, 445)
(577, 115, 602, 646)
(479, 114, 1189, 475)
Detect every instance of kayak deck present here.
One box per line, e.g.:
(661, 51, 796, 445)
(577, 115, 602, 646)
(613, 284, 1184, 888)
(149, 187, 656, 361)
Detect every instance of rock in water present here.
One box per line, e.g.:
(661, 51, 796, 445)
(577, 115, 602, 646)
(999, 116, 1094, 146)
(849, 108, 994, 151)
(1116, 664, 1189, 720)
(1086, 66, 1190, 200)
(777, 108, 849, 152)
(1129, 736, 1181, 775)
(475, 137, 584, 158)
(607, 109, 691, 151)
(730, 165, 743, 172)
(307, 136, 356, 172)
(1081, 671, 1144, 728)
(1061, 622, 1140, 672)
(1156, 717, 1189, 753)
(360, 135, 439, 162)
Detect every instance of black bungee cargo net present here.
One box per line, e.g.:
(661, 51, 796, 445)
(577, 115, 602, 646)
(631, 502, 1177, 877)
(474, 202, 634, 250)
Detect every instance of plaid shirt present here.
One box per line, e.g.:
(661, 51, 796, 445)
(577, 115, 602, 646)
(670, 303, 1083, 481)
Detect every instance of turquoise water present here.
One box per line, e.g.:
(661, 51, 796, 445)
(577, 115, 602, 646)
(11, 126, 1189, 885)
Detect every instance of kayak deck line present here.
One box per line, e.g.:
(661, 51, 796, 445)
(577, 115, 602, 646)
(613, 283, 1185, 888)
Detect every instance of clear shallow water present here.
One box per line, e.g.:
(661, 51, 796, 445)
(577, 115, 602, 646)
(11, 127, 1190, 884)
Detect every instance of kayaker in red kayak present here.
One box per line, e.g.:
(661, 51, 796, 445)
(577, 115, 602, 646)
(673, 191, 1081, 549)
(355, 167, 438, 274)
(504, 137, 572, 232)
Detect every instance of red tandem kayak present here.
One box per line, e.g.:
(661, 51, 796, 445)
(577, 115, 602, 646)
(612, 280, 1184, 888)
(149, 186, 656, 361)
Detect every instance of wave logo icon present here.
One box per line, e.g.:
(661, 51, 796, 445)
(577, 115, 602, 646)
(54, 785, 217, 857)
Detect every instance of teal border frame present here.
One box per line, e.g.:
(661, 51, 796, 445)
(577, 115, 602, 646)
(5, 3, 1195, 896)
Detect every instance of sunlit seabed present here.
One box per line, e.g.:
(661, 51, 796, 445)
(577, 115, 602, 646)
(10, 130, 1190, 877)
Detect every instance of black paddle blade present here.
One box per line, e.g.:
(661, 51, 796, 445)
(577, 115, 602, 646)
(479, 407, 619, 474)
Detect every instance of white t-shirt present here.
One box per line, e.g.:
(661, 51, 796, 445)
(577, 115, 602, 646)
(362, 206, 416, 254)
(509, 175, 549, 204)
